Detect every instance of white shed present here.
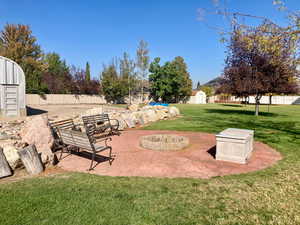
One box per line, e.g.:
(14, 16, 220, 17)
(187, 90, 206, 104)
(0, 56, 26, 117)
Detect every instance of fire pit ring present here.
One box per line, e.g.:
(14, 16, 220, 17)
(140, 134, 189, 151)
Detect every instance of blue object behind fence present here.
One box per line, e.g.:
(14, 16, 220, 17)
(149, 102, 169, 107)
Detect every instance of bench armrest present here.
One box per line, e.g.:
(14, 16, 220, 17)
(95, 136, 112, 146)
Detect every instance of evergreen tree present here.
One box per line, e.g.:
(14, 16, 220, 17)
(85, 62, 91, 81)
(42, 52, 71, 94)
(171, 56, 192, 102)
(196, 81, 201, 90)
(43, 52, 69, 75)
(100, 63, 126, 103)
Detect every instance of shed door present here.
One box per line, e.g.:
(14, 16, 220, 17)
(4, 85, 19, 116)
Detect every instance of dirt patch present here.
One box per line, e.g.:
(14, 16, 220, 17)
(0, 166, 67, 184)
(27, 104, 103, 119)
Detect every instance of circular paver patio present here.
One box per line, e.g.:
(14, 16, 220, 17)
(58, 130, 282, 179)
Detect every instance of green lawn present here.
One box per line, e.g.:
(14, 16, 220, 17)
(1, 104, 300, 225)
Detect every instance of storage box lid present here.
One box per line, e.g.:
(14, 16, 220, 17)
(216, 128, 253, 140)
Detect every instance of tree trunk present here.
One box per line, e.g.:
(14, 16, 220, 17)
(267, 95, 272, 113)
(18, 145, 44, 175)
(141, 80, 144, 103)
(255, 95, 262, 116)
(0, 147, 12, 178)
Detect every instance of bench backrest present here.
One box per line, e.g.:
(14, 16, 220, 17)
(82, 114, 110, 126)
(57, 128, 94, 152)
(49, 119, 76, 140)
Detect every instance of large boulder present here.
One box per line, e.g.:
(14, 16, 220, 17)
(140, 111, 149, 124)
(131, 111, 145, 125)
(20, 115, 54, 165)
(81, 107, 103, 117)
(127, 104, 139, 112)
(169, 106, 180, 117)
(116, 117, 127, 130)
(145, 109, 160, 122)
(156, 110, 168, 120)
(121, 113, 136, 128)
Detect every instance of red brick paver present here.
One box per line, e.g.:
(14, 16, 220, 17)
(58, 130, 282, 179)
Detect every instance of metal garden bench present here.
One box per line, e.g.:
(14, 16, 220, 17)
(49, 119, 81, 150)
(57, 128, 113, 170)
(82, 114, 120, 136)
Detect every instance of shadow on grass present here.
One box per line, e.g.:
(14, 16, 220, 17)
(205, 108, 279, 117)
(221, 104, 243, 107)
(246, 120, 300, 136)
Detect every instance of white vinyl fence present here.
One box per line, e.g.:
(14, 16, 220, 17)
(209, 95, 300, 105)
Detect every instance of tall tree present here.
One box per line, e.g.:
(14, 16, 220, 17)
(149, 56, 192, 103)
(0, 24, 45, 93)
(70, 66, 99, 95)
(100, 63, 126, 103)
(120, 52, 137, 104)
(149, 57, 171, 102)
(219, 23, 299, 116)
(85, 62, 91, 81)
(171, 56, 192, 102)
(136, 40, 150, 101)
(42, 52, 71, 94)
(200, 86, 213, 103)
(43, 52, 69, 75)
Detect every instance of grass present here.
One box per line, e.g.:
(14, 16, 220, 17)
(1, 104, 300, 225)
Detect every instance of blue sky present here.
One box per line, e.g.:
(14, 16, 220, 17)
(0, 0, 298, 85)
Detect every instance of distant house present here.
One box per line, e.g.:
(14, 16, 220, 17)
(187, 90, 206, 104)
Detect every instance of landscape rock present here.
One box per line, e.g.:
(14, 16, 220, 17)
(146, 109, 160, 122)
(81, 107, 103, 117)
(140, 111, 149, 124)
(132, 111, 145, 125)
(156, 110, 168, 120)
(169, 106, 180, 117)
(58, 104, 180, 131)
(20, 115, 54, 166)
(121, 113, 136, 128)
(116, 117, 127, 130)
(0, 132, 11, 140)
(3, 144, 22, 170)
(127, 104, 139, 112)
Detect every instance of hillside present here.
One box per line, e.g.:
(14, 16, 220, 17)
(202, 77, 222, 89)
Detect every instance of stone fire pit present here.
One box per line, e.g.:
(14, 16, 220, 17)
(140, 134, 189, 151)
